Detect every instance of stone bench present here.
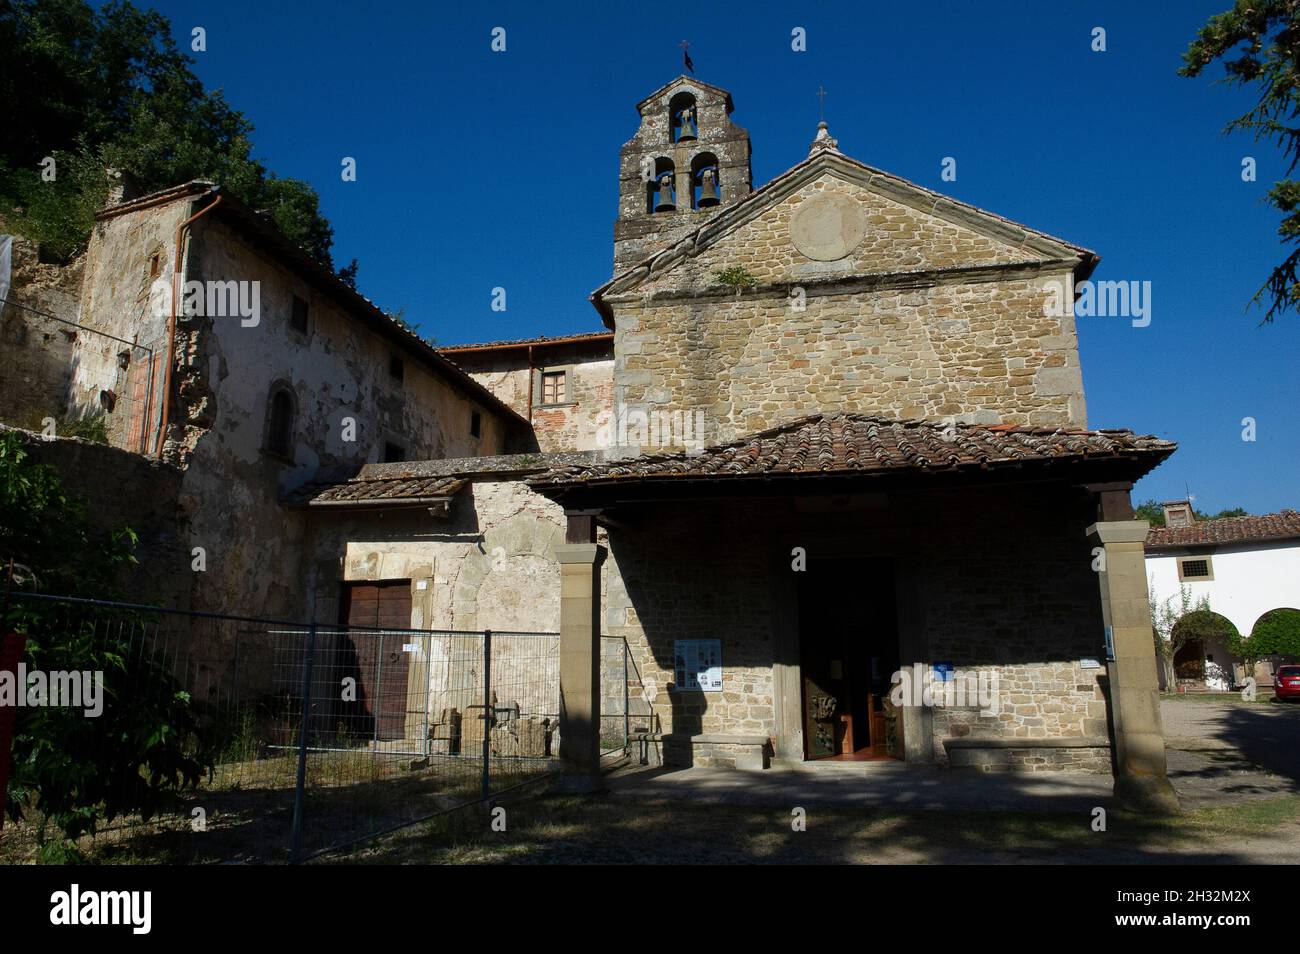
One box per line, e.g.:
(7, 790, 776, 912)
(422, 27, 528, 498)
(943, 736, 1111, 774)
(648, 732, 772, 771)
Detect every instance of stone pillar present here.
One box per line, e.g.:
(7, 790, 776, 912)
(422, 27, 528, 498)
(1088, 520, 1180, 812)
(555, 512, 606, 790)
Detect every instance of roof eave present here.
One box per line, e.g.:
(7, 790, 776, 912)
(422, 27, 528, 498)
(530, 450, 1173, 500)
(299, 495, 457, 512)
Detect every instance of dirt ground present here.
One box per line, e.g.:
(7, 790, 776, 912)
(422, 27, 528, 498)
(323, 698, 1300, 865)
(322, 788, 1300, 865)
(7, 697, 1295, 865)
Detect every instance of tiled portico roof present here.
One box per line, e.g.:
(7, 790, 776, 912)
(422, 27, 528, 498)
(528, 413, 1175, 489)
(288, 475, 467, 508)
(438, 331, 614, 353)
(285, 451, 601, 509)
(1146, 510, 1300, 550)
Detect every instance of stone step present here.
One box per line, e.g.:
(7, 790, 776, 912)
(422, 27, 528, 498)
(770, 757, 909, 773)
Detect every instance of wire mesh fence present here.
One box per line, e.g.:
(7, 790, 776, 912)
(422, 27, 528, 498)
(0, 592, 578, 862)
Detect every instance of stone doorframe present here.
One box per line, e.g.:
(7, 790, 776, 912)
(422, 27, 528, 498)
(769, 545, 933, 764)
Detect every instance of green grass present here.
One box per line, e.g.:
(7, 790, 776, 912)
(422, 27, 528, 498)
(1163, 691, 1280, 705)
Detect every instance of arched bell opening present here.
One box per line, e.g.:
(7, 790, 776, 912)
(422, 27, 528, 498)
(691, 152, 720, 209)
(645, 157, 676, 213)
(669, 92, 698, 143)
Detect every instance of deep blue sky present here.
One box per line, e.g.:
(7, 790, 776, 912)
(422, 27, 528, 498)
(141, 0, 1298, 514)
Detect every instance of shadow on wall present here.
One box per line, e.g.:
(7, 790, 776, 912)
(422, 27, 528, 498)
(604, 484, 1109, 765)
(2, 425, 190, 607)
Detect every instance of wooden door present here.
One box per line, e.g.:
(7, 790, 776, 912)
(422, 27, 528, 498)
(340, 581, 412, 741)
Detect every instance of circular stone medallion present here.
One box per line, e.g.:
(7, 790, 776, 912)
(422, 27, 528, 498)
(789, 192, 867, 261)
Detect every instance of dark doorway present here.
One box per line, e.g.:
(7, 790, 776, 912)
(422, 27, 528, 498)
(797, 558, 900, 760)
(339, 580, 412, 741)
(1173, 638, 1206, 682)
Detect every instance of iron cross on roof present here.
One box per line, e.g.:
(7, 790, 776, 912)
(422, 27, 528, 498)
(817, 85, 827, 122)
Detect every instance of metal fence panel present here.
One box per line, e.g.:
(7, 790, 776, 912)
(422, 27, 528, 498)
(1, 592, 564, 862)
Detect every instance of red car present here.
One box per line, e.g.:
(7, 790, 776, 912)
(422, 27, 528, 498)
(1275, 665, 1300, 701)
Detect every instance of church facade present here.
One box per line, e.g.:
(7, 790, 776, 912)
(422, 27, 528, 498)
(296, 76, 1178, 806)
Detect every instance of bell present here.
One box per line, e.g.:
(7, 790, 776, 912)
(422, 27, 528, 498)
(654, 175, 676, 212)
(677, 108, 697, 142)
(697, 168, 720, 208)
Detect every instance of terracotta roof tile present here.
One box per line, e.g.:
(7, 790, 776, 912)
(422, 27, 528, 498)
(438, 332, 614, 353)
(528, 413, 1175, 489)
(1146, 510, 1300, 549)
(288, 475, 467, 508)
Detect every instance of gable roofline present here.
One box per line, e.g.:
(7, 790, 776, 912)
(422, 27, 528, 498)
(95, 180, 531, 433)
(589, 147, 1100, 327)
(635, 75, 734, 112)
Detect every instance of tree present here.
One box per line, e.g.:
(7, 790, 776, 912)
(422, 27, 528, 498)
(0, 0, 338, 268)
(0, 433, 210, 861)
(336, 257, 359, 290)
(1182, 1, 1300, 322)
(1135, 499, 1167, 527)
(1149, 584, 1218, 688)
(1246, 607, 1300, 660)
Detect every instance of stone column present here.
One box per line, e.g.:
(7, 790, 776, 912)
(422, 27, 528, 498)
(1088, 519, 1180, 812)
(555, 512, 606, 790)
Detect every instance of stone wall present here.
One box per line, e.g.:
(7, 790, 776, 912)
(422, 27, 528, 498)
(77, 199, 192, 451)
(608, 172, 1087, 446)
(178, 214, 511, 470)
(2, 424, 191, 609)
(73, 199, 519, 622)
(598, 483, 1108, 770)
(451, 345, 614, 453)
(0, 236, 85, 430)
(296, 474, 1110, 772)
(303, 479, 638, 742)
(614, 78, 752, 274)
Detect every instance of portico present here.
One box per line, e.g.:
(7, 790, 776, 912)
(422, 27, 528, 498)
(534, 414, 1180, 809)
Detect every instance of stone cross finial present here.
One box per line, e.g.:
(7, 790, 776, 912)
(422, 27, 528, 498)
(808, 120, 839, 156)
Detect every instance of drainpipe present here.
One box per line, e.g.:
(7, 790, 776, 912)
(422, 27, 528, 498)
(153, 193, 223, 458)
(527, 344, 534, 426)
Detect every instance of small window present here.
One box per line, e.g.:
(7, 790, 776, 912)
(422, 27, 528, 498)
(266, 387, 296, 460)
(540, 370, 566, 405)
(383, 441, 406, 463)
(1178, 557, 1213, 581)
(290, 296, 309, 334)
(470, 410, 482, 438)
(148, 252, 161, 278)
(389, 354, 405, 382)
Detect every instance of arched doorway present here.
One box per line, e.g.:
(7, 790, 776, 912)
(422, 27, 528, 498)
(1170, 610, 1240, 691)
